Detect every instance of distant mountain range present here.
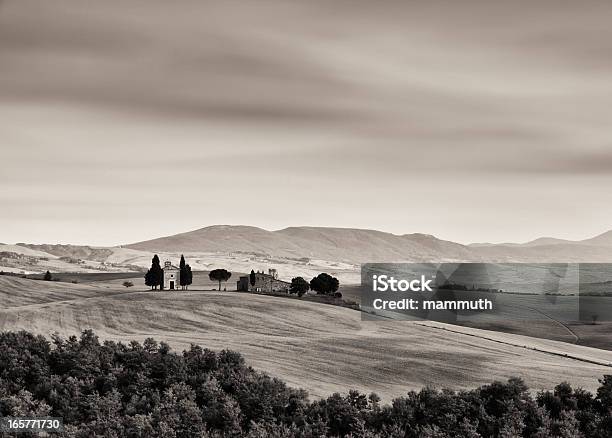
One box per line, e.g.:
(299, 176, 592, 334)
(4, 226, 612, 281)
(126, 225, 612, 263)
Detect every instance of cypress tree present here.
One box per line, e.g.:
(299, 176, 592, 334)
(179, 254, 188, 290)
(185, 264, 193, 290)
(150, 255, 163, 290)
(144, 269, 153, 289)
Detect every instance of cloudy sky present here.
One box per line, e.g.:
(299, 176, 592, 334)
(1, 0, 611, 246)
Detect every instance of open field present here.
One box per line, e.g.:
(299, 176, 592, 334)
(0, 276, 128, 307)
(1, 276, 612, 401)
(1, 241, 361, 284)
(342, 284, 612, 350)
(24, 270, 245, 290)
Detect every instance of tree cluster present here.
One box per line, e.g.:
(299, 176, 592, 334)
(2, 330, 611, 437)
(290, 277, 310, 297)
(310, 273, 340, 296)
(144, 255, 163, 290)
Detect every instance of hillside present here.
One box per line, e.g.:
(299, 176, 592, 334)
(582, 230, 612, 247)
(472, 243, 612, 262)
(1, 276, 611, 400)
(0, 276, 125, 308)
(127, 225, 479, 263)
(4, 226, 612, 281)
(16, 243, 113, 261)
(127, 225, 612, 264)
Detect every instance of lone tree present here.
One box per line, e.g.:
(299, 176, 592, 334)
(209, 269, 231, 291)
(309, 273, 340, 295)
(122, 281, 134, 288)
(43, 271, 53, 281)
(144, 255, 163, 290)
(249, 269, 256, 288)
(290, 277, 310, 297)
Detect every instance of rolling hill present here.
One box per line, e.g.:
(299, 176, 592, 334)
(4, 226, 612, 283)
(1, 276, 611, 400)
(582, 229, 612, 247)
(127, 225, 612, 264)
(125, 225, 479, 262)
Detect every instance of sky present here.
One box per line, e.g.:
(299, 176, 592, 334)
(1, 0, 612, 246)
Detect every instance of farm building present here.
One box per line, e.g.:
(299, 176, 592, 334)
(237, 269, 291, 293)
(163, 261, 180, 290)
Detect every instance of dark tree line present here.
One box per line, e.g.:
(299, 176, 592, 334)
(1, 330, 611, 437)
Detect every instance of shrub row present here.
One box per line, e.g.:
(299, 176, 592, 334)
(0, 330, 611, 437)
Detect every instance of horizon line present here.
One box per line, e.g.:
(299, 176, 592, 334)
(3, 223, 610, 248)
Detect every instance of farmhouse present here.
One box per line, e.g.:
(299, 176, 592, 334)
(163, 261, 180, 290)
(237, 269, 291, 293)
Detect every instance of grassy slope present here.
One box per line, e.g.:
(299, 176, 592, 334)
(0, 276, 127, 307)
(340, 284, 612, 350)
(1, 276, 611, 401)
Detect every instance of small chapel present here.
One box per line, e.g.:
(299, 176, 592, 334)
(163, 261, 180, 290)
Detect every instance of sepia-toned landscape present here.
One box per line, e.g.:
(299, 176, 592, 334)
(2, 0, 612, 436)
(2, 225, 612, 403)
